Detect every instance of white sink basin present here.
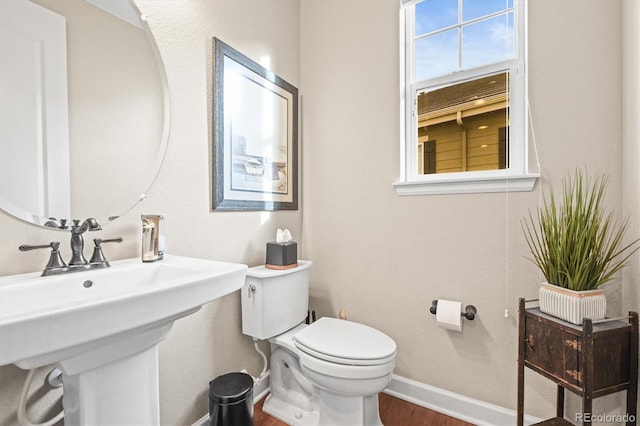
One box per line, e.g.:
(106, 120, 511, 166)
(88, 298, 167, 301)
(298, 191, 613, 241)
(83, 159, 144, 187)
(0, 255, 247, 425)
(0, 255, 247, 368)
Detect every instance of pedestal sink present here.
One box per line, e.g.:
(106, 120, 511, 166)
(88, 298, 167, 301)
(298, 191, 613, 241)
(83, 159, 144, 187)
(0, 255, 247, 425)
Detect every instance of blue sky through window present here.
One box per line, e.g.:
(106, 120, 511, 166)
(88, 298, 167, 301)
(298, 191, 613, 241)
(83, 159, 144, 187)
(415, 29, 458, 80)
(462, 12, 514, 69)
(462, 0, 513, 22)
(414, 0, 514, 80)
(415, 0, 457, 36)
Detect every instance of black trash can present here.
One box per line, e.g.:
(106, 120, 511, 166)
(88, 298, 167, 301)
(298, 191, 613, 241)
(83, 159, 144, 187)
(209, 372, 254, 426)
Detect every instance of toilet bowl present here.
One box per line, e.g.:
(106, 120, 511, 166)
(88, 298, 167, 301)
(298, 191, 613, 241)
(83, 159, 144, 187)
(241, 261, 397, 426)
(265, 318, 396, 426)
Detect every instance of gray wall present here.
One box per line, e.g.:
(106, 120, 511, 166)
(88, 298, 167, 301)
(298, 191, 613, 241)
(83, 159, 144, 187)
(300, 0, 636, 420)
(0, 1, 300, 425)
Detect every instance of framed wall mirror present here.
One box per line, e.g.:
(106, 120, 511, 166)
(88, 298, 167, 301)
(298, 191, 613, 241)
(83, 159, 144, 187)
(0, 0, 170, 228)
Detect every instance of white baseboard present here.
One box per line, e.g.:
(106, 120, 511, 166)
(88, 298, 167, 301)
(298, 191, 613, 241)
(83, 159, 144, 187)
(193, 371, 271, 426)
(384, 374, 542, 426)
(194, 371, 541, 426)
(193, 408, 209, 425)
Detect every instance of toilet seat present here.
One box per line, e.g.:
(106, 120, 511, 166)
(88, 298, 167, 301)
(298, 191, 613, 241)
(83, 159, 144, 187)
(294, 317, 396, 366)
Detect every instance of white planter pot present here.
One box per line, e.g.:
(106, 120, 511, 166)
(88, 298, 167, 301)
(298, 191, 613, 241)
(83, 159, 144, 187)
(538, 282, 607, 325)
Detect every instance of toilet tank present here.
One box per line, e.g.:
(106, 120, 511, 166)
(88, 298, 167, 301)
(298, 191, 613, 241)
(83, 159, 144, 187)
(241, 260, 312, 340)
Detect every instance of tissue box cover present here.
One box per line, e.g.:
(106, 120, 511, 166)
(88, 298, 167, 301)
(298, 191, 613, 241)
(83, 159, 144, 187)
(266, 241, 298, 270)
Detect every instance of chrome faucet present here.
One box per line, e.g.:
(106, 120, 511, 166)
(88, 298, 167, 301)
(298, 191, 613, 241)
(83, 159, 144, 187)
(19, 218, 123, 276)
(69, 218, 102, 266)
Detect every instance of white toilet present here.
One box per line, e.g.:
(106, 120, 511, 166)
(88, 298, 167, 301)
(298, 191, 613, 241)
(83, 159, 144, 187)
(241, 261, 397, 426)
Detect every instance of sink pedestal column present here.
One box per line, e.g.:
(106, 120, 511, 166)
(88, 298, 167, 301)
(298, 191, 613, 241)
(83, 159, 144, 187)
(63, 346, 160, 425)
(56, 324, 173, 426)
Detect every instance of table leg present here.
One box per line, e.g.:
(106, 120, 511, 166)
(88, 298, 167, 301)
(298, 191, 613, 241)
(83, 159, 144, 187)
(556, 385, 564, 418)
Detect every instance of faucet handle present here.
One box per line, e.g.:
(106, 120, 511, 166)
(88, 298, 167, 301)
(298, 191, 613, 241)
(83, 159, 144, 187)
(98, 237, 123, 245)
(19, 242, 58, 252)
(19, 241, 67, 275)
(90, 237, 123, 265)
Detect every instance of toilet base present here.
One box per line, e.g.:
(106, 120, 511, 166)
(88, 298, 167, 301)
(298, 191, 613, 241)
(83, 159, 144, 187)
(317, 389, 383, 426)
(263, 393, 320, 426)
(263, 389, 383, 426)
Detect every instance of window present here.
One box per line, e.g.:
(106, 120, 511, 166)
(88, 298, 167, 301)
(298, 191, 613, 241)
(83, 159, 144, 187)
(395, 0, 537, 195)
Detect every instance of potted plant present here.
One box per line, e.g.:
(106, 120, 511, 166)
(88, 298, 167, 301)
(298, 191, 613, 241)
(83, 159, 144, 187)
(522, 169, 640, 325)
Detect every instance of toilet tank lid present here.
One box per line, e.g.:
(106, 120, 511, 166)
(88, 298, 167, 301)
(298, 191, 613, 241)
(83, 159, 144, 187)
(294, 317, 396, 363)
(246, 260, 312, 279)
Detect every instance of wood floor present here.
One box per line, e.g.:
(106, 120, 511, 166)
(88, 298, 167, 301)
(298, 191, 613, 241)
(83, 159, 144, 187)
(253, 392, 474, 426)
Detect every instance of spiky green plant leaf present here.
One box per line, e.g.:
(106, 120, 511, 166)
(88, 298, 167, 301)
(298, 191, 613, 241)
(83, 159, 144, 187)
(522, 169, 640, 291)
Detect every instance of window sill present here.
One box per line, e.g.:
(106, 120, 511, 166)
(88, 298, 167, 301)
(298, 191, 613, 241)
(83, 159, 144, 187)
(392, 173, 539, 196)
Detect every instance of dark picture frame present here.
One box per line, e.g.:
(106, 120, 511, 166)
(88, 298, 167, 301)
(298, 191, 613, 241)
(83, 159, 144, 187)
(212, 38, 298, 211)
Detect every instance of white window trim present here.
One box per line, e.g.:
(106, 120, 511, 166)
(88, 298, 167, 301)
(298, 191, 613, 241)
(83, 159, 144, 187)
(394, 0, 538, 196)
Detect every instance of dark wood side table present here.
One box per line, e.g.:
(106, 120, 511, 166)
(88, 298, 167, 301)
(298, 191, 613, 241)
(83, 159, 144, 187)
(517, 298, 638, 426)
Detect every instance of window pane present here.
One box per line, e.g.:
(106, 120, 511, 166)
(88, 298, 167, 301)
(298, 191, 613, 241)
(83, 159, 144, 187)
(416, 73, 509, 174)
(462, 0, 513, 22)
(415, 0, 458, 36)
(462, 12, 514, 70)
(415, 29, 458, 81)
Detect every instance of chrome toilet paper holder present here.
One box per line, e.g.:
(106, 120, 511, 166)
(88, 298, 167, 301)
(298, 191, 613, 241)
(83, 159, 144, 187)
(429, 300, 477, 321)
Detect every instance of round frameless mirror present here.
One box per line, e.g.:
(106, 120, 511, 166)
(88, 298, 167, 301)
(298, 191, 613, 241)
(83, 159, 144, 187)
(0, 0, 170, 229)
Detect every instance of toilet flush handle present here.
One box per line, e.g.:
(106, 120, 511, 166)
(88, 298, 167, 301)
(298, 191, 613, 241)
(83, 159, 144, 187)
(248, 283, 256, 297)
